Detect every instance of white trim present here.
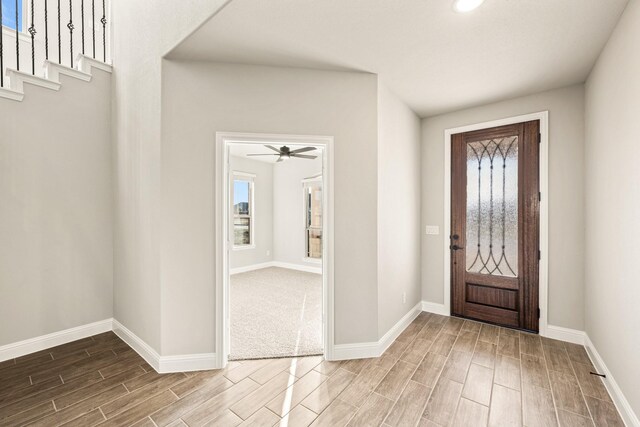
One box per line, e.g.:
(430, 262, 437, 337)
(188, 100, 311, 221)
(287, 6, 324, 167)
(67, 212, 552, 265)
(44, 61, 92, 83)
(544, 324, 586, 345)
(230, 261, 275, 275)
(585, 335, 639, 427)
(112, 319, 161, 372)
(377, 302, 422, 356)
(0, 86, 24, 101)
(332, 302, 422, 360)
(230, 261, 322, 276)
(272, 261, 322, 275)
(112, 319, 217, 373)
(331, 341, 380, 360)
(216, 132, 335, 368)
(443, 111, 549, 334)
(6, 68, 61, 92)
(158, 353, 218, 373)
(76, 54, 113, 74)
(421, 301, 449, 316)
(232, 171, 257, 179)
(0, 319, 112, 362)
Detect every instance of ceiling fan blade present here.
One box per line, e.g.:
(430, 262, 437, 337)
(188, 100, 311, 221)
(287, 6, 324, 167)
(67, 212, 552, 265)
(289, 146, 316, 154)
(264, 145, 282, 153)
(246, 154, 279, 156)
(276, 156, 284, 163)
(291, 154, 317, 159)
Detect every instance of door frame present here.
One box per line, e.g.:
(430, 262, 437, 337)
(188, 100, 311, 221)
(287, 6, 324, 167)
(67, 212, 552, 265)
(443, 111, 549, 336)
(215, 132, 335, 368)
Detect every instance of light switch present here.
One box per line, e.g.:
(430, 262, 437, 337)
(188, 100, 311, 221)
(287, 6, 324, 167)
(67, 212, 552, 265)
(425, 225, 440, 235)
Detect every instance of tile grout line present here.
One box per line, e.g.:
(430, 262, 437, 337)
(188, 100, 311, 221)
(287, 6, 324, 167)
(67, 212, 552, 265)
(564, 343, 597, 424)
(450, 321, 482, 425)
(379, 314, 436, 426)
(540, 340, 566, 426)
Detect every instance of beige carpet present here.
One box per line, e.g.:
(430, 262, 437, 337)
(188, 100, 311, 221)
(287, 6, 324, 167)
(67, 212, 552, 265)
(229, 267, 323, 360)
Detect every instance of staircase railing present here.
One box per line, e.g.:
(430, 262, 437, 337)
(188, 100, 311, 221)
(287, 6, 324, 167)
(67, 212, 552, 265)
(0, 0, 110, 87)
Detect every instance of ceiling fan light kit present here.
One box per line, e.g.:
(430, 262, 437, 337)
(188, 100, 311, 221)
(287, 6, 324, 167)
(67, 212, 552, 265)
(246, 145, 319, 162)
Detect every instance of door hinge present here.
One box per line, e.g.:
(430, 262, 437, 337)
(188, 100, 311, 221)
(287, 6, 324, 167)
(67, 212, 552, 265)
(539, 192, 541, 202)
(538, 250, 541, 260)
(537, 308, 541, 318)
(538, 133, 542, 144)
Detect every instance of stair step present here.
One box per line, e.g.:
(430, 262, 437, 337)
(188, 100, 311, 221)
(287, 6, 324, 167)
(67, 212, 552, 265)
(6, 68, 61, 93)
(0, 56, 111, 101)
(76, 54, 113, 74)
(44, 61, 92, 83)
(0, 86, 24, 102)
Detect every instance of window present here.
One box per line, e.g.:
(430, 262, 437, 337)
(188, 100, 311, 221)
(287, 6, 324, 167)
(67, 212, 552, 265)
(232, 173, 254, 248)
(1, 0, 24, 32)
(304, 180, 322, 259)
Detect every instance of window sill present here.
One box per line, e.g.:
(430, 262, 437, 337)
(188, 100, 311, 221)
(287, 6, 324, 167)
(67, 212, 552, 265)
(233, 245, 256, 251)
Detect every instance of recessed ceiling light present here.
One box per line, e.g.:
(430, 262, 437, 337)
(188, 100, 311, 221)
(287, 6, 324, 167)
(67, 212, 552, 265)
(453, 0, 485, 13)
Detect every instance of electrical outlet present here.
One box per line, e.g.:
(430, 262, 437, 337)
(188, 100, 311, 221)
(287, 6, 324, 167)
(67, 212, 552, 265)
(402, 292, 406, 304)
(266, 250, 271, 256)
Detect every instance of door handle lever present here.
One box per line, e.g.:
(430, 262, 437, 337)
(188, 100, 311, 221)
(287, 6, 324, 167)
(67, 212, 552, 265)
(450, 245, 464, 251)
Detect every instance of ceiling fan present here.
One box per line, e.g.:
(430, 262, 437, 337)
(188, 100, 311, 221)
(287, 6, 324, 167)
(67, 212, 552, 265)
(247, 145, 317, 162)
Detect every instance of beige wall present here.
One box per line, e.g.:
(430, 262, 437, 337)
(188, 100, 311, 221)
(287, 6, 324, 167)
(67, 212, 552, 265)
(0, 71, 113, 346)
(161, 61, 379, 354)
(421, 84, 585, 330)
(111, 0, 229, 352)
(585, 0, 640, 417)
(377, 83, 422, 336)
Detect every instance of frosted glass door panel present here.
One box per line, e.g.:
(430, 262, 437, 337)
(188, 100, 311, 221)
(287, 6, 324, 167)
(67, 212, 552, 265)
(466, 137, 518, 277)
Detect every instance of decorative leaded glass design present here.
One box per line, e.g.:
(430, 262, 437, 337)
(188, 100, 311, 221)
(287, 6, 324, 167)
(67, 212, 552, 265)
(466, 137, 518, 277)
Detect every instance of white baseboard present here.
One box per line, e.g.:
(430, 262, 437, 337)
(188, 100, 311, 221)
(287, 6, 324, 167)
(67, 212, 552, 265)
(231, 261, 322, 275)
(585, 335, 639, 427)
(0, 319, 113, 363)
(112, 319, 217, 373)
(543, 324, 586, 345)
(159, 353, 218, 372)
(331, 341, 379, 360)
(112, 319, 162, 372)
(378, 302, 423, 355)
(331, 302, 422, 361)
(230, 261, 275, 275)
(272, 261, 322, 275)
(421, 301, 449, 316)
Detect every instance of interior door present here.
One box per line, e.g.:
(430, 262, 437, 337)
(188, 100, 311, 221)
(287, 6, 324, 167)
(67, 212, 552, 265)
(451, 121, 540, 332)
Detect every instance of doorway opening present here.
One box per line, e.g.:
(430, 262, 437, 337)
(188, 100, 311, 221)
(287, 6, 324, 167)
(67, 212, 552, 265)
(215, 133, 334, 367)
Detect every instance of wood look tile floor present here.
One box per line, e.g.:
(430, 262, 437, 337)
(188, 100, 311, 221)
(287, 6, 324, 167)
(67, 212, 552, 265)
(0, 313, 626, 427)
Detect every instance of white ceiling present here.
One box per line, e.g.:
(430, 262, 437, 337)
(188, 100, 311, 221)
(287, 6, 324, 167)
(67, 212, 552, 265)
(168, 0, 628, 117)
(230, 143, 323, 164)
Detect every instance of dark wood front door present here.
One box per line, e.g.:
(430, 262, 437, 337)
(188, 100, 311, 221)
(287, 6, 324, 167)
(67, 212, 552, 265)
(451, 121, 540, 332)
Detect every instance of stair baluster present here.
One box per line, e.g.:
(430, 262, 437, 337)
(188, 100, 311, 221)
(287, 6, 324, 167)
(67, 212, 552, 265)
(67, 0, 73, 67)
(15, 0, 19, 70)
(0, 0, 4, 87)
(0, 0, 111, 98)
(45, 0, 49, 59)
(81, 0, 84, 55)
(57, 0, 61, 63)
(91, 0, 95, 59)
(101, 0, 105, 62)
(29, 0, 35, 75)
